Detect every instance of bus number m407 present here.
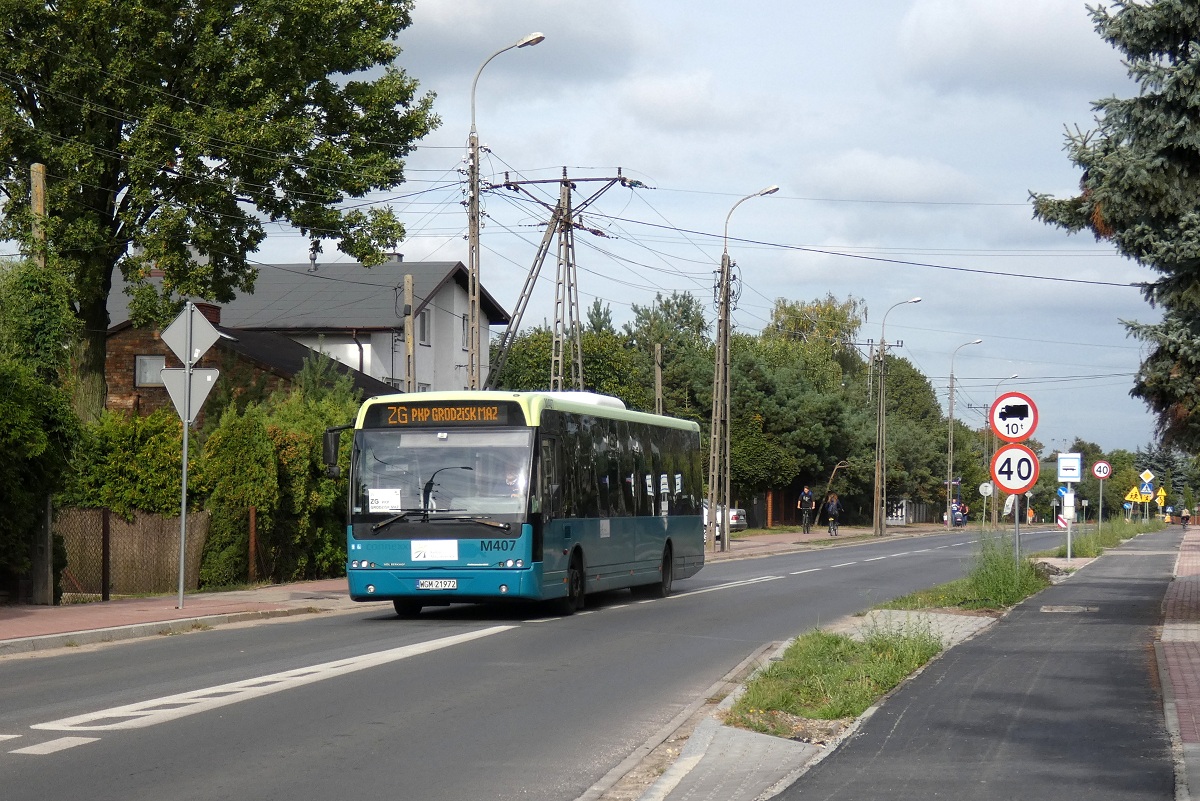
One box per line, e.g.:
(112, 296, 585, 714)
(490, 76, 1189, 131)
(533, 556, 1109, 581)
(481, 540, 516, 552)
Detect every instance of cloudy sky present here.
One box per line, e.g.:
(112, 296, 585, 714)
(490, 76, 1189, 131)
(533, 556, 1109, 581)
(261, 0, 1156, 455)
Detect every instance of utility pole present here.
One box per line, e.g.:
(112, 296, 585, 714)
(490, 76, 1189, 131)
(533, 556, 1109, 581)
(485, 170, 640, 390)
(707, 251, 731, 553)
(404, 275, 415, 392)
(466, 32, 545, 391)
(872, 297, 921, 536)
(654, 343, 663, 415)
(706, 186, 777, 552)
(30, 164, 51, 604)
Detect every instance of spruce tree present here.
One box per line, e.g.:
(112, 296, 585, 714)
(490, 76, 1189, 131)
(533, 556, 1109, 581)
(1033, 0, 1200, 449)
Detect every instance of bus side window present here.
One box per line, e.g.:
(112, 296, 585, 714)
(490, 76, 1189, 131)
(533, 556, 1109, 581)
(541, 438, 561, 519)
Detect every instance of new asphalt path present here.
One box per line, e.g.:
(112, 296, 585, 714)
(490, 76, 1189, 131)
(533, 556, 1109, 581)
(1, 523, 1196, 800)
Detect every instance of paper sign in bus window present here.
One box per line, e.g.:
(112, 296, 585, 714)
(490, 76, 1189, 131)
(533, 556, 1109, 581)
(368, 489, 405, 513)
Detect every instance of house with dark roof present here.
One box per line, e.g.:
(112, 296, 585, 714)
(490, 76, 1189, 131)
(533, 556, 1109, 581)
(105, 257, 512, 414)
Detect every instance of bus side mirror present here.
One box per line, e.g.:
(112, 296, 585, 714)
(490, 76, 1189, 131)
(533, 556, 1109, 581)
(323, 426, 350, 478)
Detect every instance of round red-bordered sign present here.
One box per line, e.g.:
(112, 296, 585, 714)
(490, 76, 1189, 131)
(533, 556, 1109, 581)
(991, 443, 1040, 495)
(990, 391, 1038, 443)
(1092, 460, 1112, 480)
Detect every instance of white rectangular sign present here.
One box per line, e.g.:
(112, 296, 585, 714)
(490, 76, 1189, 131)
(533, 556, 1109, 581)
(1058, 452, 1083, 483)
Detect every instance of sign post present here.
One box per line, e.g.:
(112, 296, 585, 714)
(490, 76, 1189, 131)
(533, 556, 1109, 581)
(990, 392, 1039, 566)
(160, 303, 221, 609)
(1058, 453, 1082, 560)
(1092, 460, 1111, 536)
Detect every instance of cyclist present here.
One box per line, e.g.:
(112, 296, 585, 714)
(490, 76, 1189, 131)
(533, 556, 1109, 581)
(1182, 508, 1191, 531)
(824, 492, 843, 537)
(797, 485, 815, 534)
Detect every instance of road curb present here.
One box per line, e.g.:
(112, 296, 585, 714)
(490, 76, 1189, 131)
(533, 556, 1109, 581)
(0, 607, 322, 657)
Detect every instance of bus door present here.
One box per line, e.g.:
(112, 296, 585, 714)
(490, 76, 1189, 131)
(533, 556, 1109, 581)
(539, 435, 569, 590)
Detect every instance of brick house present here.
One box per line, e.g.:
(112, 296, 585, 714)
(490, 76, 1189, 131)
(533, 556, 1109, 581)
(105, 302, 395, 421)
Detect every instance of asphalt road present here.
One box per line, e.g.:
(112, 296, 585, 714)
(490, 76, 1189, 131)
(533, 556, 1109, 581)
(0, 528, 1068, 801)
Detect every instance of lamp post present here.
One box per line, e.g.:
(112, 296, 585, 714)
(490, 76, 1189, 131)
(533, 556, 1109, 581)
(946, 338, 983, 527)
(467, 32, 545, 390)
(707, 185, 778, 551)
(990, 373, 1018, 527)
(872, 296, 921, 536)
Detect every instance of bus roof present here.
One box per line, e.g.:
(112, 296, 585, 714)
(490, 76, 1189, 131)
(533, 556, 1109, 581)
(356, 390, 700, 433)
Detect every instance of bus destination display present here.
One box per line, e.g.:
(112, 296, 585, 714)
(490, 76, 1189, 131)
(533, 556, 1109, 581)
(363, 400, 524, 428)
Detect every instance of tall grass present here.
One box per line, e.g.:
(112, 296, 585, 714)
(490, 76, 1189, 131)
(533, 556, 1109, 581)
(727, 621, 942, 734)
(1056, 517, 1160, 558)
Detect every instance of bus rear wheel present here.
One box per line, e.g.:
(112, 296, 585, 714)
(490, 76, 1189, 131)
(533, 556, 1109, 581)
(556, 553, 585, 615)
(393, 599, 422, 618)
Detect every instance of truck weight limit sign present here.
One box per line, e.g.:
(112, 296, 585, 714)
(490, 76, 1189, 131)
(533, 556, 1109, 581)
(990, 391, 1038, 443)
(991, 443, 1040, 495)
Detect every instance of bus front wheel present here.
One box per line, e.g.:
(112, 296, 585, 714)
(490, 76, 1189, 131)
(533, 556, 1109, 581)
(393, 599, 422, 618)
(557, 553, 585, 615)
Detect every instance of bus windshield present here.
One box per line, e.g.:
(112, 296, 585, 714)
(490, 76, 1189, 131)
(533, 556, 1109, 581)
(353, 428, 534, 521)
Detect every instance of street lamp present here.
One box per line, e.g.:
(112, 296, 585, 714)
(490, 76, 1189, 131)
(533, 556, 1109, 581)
(707, 185, 779, 551)
(467, 32, 545, 390)
(946, 338, 983, 527)
(990, 373, 1018, 527)
(872, 296, 921, 536)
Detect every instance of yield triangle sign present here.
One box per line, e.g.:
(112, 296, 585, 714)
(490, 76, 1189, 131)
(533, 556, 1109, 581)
(161, 368, 220, 424)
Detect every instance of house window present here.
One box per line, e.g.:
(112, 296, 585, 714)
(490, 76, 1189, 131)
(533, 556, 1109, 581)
(462, 313, 468, 350)
(135, 355, 166, 387)
(417, 383, 431, 392)
(418, 310, 431, 345)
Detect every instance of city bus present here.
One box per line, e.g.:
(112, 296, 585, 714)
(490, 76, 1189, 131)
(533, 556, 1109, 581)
(323, 391, 705, 617)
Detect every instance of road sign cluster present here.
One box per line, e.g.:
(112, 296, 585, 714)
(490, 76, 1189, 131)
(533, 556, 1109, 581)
(989, 392, 1039, 495)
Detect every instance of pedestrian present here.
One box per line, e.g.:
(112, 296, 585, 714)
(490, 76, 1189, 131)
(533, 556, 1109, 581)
(824, 492, 843, 536)
(797, 486, 815, 534)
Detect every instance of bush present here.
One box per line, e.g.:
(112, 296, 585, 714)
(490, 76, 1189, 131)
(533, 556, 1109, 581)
(60, 409, 189, 518)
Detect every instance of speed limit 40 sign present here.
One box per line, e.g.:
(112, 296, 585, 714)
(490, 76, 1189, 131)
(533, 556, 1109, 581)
(990, 391, 1038, 443)
(1093, 460, 1112, 480)
(991, 443, 1041, 495)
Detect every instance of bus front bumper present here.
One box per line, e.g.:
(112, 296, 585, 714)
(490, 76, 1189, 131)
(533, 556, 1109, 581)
(347, 565, 543, 603)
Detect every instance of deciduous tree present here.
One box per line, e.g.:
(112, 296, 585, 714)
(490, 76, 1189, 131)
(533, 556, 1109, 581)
(0, 0, 438, 418)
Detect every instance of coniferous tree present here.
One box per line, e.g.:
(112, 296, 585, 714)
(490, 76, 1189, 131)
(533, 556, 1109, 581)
(1033, 1, 1200, 450)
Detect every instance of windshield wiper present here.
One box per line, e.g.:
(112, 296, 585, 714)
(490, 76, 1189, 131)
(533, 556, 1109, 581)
(427, 515, 512, 531)
(371, 509, 424, 531)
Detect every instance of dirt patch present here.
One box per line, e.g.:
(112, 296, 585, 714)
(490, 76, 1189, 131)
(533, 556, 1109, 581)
(723, 709, 851, 745)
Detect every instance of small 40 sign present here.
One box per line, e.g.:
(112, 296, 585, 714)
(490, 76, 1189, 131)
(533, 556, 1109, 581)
(991, 443, 1040, 495)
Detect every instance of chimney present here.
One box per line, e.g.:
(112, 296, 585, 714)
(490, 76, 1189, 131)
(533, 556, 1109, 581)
(385, 252, 404, 264)
(194, 302, 221, 325)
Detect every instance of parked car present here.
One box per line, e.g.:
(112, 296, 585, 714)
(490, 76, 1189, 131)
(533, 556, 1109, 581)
(702, 501, 747, 539)
(729, 508, 748, 532)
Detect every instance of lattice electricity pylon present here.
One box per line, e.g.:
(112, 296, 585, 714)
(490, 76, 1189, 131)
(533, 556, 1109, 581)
(484, 168, 645, 390)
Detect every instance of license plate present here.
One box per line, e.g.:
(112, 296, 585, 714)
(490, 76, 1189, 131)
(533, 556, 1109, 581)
(417, 579, 457, 590)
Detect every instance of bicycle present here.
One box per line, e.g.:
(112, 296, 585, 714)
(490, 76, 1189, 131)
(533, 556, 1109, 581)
(800, 508, 813, 534)
(827, 515, 839, 537)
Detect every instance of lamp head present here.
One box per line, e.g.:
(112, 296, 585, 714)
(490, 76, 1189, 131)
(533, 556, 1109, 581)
(757, 185, 780, 197)
(908, 297, 922, 304)
(971, 338, 983, 345)
(518, 32, 546, 47)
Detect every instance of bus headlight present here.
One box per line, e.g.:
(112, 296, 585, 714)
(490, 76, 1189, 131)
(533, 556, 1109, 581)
(506, 559, 515, 567)
(366, 585, 376, 594)
(499, 585, 509, 594)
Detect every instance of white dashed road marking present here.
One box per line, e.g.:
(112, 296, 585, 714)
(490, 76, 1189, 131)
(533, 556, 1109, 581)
(10, 737, 98, 755)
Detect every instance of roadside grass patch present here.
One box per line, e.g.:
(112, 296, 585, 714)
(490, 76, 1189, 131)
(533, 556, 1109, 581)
(1052, 518, 1160, 559)
(726, 622, 942, 738)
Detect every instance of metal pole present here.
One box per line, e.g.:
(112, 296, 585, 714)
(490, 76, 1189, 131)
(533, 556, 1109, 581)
(177, 302, 194, 609)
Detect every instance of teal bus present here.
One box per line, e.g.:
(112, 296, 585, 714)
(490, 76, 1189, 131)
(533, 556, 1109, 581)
(324, 391, 706, 617)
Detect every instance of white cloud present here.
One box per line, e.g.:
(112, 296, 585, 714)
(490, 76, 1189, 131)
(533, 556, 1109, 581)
(896, 0, 1128, 99)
